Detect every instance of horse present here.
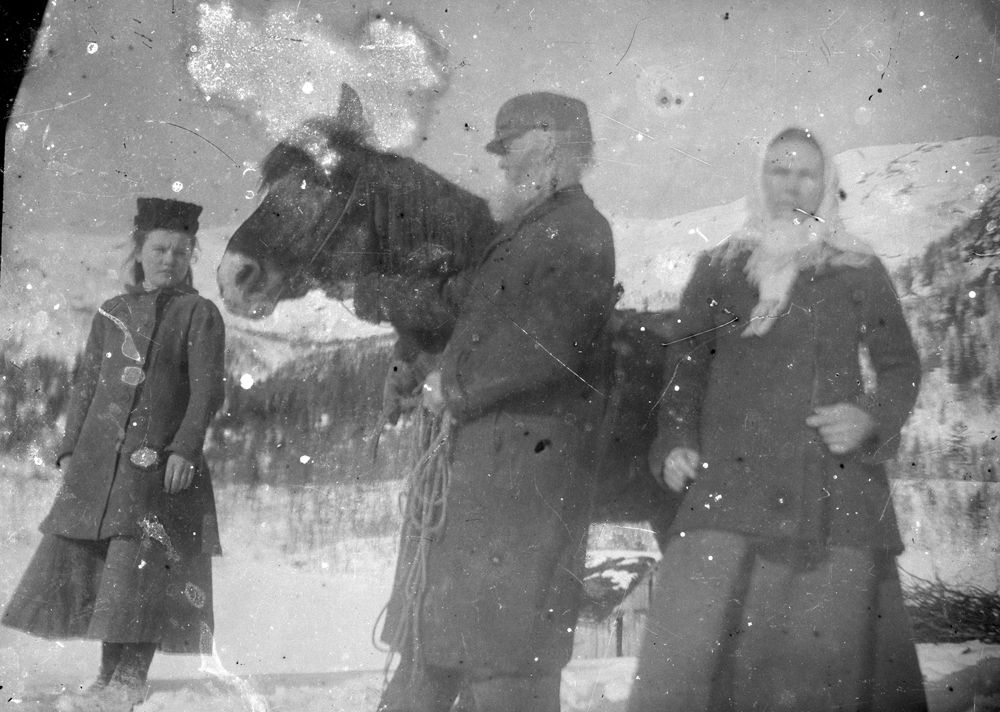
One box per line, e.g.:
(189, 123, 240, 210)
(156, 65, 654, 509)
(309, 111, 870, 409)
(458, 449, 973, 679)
(216, 88, 679, 530)
(217, 87, 496, 358)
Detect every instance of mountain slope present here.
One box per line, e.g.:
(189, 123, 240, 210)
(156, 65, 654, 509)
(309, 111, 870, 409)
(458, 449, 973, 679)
(613, 136, 999, 310)
(2, 136, 997, 375)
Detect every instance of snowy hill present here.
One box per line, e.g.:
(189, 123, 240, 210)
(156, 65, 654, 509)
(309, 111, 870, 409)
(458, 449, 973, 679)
(0, 225, 393, 376)
(614, 135, 999, 310)
(890, 185, 1000, 482)
(2, 136, 997, 371)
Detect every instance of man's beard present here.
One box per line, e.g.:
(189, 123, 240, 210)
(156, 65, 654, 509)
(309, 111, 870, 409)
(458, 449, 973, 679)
(493, 164, 559, 221)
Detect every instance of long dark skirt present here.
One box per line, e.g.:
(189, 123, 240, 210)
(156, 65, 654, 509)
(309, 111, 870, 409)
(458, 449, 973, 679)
(2, 534, 213, 654)
(627, 529, 928, 712)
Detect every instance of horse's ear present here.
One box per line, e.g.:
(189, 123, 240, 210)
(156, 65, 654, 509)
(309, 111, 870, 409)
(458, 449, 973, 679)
(335, 83, 370, 140)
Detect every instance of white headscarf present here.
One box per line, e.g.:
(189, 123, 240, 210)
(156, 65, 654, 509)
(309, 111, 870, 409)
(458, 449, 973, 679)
(723, 128, 874, 337)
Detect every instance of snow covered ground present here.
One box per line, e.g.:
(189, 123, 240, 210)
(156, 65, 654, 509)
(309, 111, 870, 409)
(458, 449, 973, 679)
(893, 480, 1000, 590)
(2, 476, 999, 711)
(2, 135, 999, 709)
(4, 553, 999, 712)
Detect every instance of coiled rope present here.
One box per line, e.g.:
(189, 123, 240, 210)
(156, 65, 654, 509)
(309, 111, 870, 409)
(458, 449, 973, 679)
(375, 405, 453, 689)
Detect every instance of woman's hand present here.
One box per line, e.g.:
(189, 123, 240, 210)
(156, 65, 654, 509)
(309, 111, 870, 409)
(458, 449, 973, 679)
(164, 453, 196, 494)
(658, 447, 701, 493)
(806, 403, 876, 455)
(421, 370, 447, 416)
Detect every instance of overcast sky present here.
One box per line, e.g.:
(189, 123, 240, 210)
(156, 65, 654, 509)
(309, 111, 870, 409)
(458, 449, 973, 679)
(2, 0, 998, 243)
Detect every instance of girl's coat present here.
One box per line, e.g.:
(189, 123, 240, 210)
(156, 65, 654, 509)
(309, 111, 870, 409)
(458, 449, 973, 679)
(42, 284, 226, 555)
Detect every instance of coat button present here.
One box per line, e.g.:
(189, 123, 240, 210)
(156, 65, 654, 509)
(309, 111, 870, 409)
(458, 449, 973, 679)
(471, 333, 481, 344)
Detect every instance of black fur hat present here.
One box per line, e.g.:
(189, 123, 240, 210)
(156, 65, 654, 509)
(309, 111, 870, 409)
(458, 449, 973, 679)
(134, 197, 202, 234)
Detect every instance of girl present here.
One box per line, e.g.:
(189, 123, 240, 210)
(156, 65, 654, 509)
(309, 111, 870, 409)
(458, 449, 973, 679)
(628, 128, 927, 711)
(3, 197, 227, 712)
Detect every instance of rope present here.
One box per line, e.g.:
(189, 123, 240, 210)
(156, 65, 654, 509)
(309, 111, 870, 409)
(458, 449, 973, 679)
(376, 406, 453, 690)
(592, 346, 628, 480)
(366, 409, 390, 463)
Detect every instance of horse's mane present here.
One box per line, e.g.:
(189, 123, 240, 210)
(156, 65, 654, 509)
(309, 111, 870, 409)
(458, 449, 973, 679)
(259, 120, 496, 272)
(364, 150, 495, 272)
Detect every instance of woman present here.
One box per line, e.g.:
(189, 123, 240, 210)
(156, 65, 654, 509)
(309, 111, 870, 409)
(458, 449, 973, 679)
(3, 197, 227, 712)
(627, 128, 927, 711)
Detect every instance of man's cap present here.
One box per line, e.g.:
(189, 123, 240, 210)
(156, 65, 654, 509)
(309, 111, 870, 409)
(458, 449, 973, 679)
(486, 92, 593, 155)
(134, 197, 202, 234)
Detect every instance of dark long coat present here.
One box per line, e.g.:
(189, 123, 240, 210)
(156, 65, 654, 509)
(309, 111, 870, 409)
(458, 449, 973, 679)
(651, 246, 921, 552)
(385, 185, 617, 676)
(41, 285, 226, 554)
(631, 245, 927, 711)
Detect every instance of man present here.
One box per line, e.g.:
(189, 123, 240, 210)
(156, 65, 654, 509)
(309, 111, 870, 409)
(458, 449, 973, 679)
(378, 92, 617, 712)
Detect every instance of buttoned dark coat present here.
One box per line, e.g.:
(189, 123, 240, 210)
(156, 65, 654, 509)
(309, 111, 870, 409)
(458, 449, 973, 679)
(40, 285, 226, 554)
(651, 246, 920, 553)
(385, 185, 617, 675)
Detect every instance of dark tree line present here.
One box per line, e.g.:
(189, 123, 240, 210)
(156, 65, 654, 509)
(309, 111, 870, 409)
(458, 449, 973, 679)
(0, 334, 405, 485)
(206, 334, 410, 486)
(3, 190, 999, 484)
(891, 188, 1000, 481)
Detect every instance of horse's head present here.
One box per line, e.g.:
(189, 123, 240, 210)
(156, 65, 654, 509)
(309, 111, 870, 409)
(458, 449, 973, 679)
(218, 120, 378, 318)
(219, 84, 497, 323)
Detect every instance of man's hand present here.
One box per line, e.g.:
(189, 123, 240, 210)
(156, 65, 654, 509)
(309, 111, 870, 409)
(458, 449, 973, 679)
(658, 447, 701, 493)
(421, 370, 447, 416)
(164, 453, 196, 494)
(58, 455, 73, 475)
(805, 403, 876, 455)
(382, 359, 421, 425)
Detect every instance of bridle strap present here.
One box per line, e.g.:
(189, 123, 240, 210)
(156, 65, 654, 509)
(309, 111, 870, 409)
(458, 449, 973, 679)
(290, 169, 366, 286)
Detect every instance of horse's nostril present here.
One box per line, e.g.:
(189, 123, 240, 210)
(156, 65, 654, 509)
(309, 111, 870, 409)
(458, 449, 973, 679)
(234, 261, 261, 289)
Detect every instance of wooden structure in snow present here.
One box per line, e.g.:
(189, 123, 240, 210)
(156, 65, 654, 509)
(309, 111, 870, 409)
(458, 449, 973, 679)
(572, 550, 658, 659)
